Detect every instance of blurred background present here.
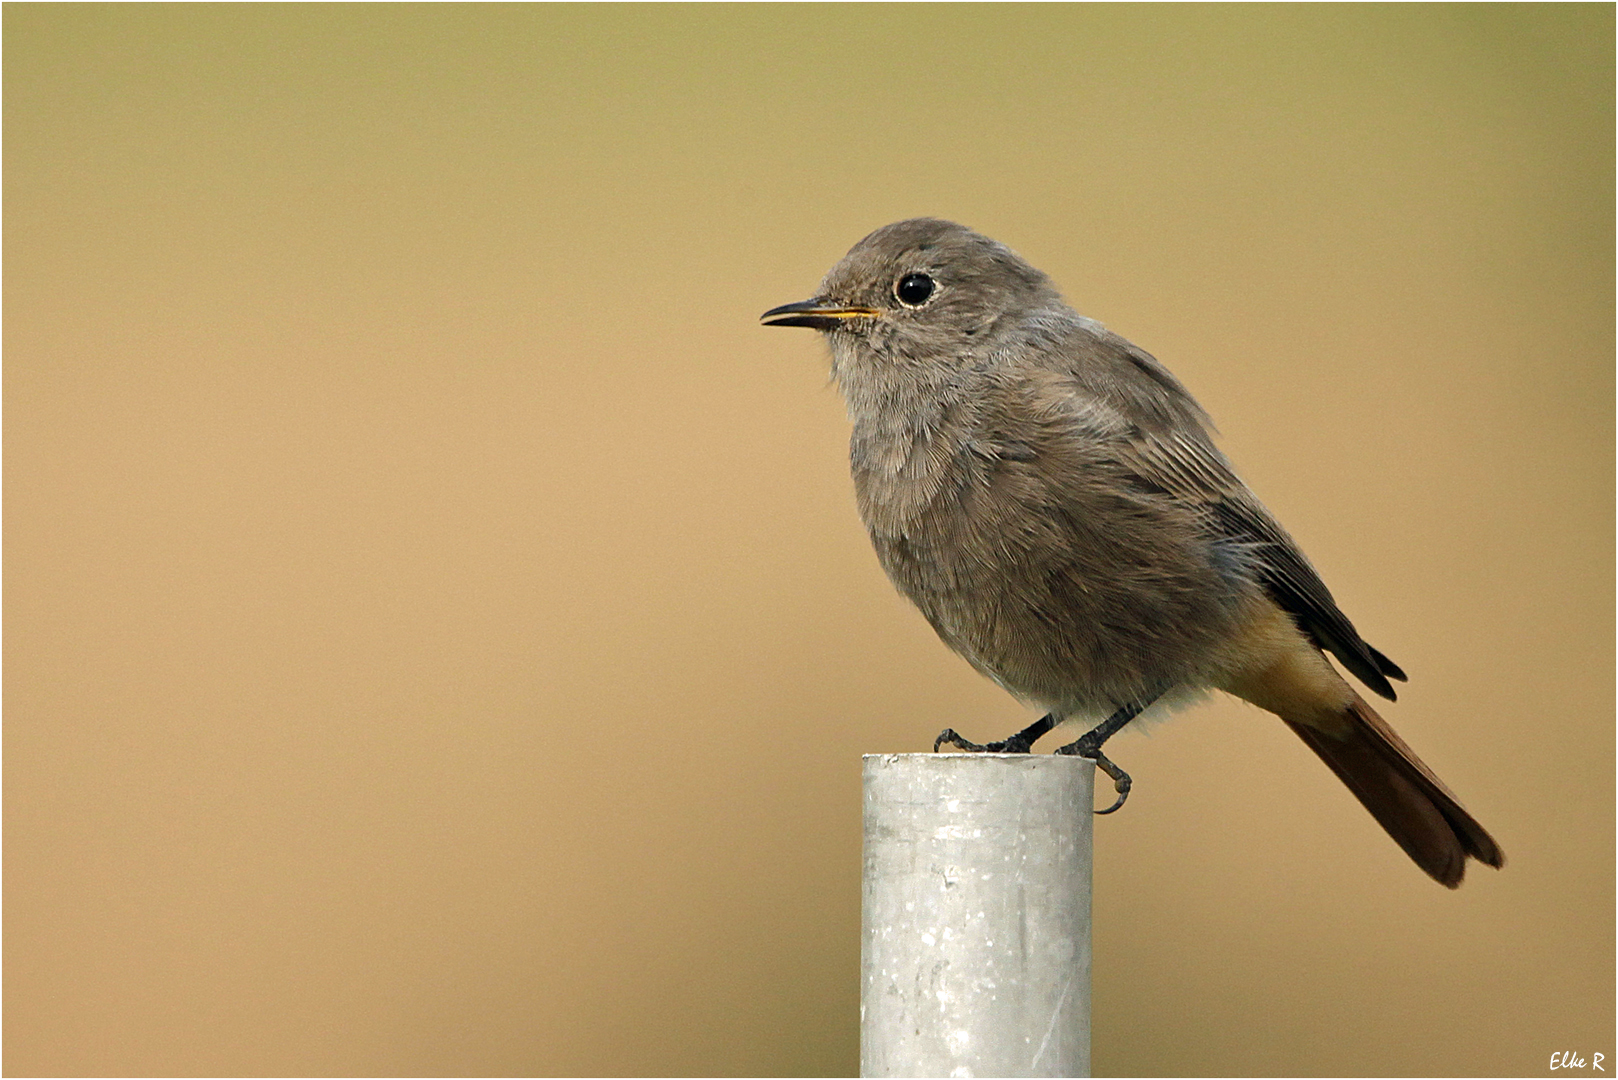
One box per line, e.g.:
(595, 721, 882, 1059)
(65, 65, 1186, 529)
(6, 5, 1612, 1076)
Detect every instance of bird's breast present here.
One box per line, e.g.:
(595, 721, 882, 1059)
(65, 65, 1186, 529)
(847, 414, 1253, 711)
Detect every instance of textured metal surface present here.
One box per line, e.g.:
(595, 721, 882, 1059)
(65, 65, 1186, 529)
(861, 753, 1093, 1078)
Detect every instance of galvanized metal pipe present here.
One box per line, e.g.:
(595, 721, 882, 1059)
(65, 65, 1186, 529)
(861, 753, 1094, 1078)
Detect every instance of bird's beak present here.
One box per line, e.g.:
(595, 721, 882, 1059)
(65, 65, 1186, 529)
(759, 298, 881, 330)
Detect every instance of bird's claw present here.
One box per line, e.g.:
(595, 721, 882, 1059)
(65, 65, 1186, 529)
(934, 728, 982, 752)
(933, 728, 1031, 754)
(1056, 743, 1132, 814)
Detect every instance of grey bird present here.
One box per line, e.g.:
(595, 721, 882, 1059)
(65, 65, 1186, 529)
(761, 218, 1503, 887)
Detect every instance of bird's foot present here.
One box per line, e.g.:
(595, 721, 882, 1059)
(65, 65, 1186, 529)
(934, 713, 1055, 755)
(1055, 741, 1132, 814)
(932, 728, 1035, 754)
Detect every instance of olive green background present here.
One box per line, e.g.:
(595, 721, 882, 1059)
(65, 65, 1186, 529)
(7, 5, 1612, 1076)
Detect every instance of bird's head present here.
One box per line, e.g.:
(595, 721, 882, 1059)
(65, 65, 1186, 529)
(761, 218, 1060, 369)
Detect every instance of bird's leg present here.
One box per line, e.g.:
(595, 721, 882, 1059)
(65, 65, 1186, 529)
(934, 713, 1057, 755)
(1054, 696, 1160, 814)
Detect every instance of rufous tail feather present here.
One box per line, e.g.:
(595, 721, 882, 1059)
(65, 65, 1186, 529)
(1283, 692, 1503, 887)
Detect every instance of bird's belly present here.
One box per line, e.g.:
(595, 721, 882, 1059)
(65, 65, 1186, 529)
(867, 499, 1249, 715)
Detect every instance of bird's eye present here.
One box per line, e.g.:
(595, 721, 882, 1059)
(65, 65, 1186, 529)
(895, 273, 935, 307)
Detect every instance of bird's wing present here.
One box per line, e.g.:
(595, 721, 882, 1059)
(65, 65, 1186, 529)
(1084, 334, 1407, 699)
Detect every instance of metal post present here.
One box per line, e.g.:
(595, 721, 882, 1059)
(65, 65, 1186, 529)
(861, 753, 1094, 1078)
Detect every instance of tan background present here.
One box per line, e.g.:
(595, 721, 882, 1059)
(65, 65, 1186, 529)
(6, 5, 1612, 1076)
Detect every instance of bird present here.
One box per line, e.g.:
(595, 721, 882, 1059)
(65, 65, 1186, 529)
(761, 217, 1502, 887)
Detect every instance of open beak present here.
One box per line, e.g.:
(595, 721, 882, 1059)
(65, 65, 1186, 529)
(759, 298, 881, 330)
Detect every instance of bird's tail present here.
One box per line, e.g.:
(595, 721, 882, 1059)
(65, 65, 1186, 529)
(1282, 692, 1504, 887)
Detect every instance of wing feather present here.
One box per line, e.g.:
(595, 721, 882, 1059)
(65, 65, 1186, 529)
(1070, 331, 1406, 698)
